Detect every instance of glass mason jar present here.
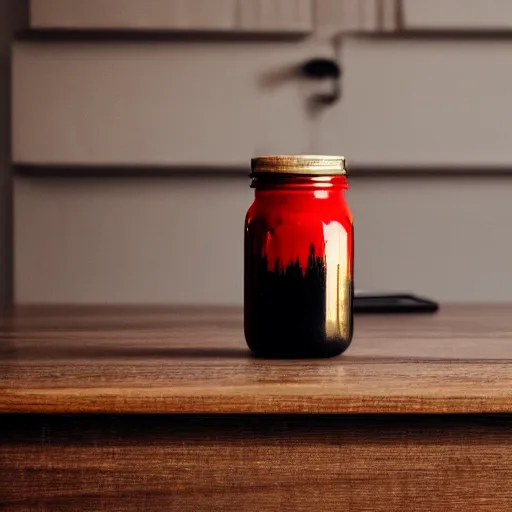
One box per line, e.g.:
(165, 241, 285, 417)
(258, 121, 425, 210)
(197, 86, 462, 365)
(244, 155, 354, 358)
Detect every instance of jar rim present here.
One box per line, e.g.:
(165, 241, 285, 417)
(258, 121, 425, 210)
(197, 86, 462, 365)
(251, 155, 347, 176)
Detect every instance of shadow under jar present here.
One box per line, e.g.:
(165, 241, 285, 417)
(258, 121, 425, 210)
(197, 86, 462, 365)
(244, 155, 354, 359)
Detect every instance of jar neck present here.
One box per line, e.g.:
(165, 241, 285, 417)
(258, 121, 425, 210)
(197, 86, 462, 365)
(251, 175, 348, 197)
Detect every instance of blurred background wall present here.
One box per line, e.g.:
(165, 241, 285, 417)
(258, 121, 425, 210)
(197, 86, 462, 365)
(4, 0, 512, 304)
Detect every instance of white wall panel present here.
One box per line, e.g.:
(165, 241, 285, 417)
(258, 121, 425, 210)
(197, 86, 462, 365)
(30, 0, 237, 31)
(315, 0, 380, 35)
(14, 37, 512, 169)
(380, 0, 398, 32)
(30, 0, 313, 33)
(13, 40, 329, 167)
(319, 37, 512, 167)
(14, 176, 252, 305)
(401, 0, 512, 31)
(315, 0, 512, 35)
(237, 0, 312, 33)
(15, 175, 512, 304)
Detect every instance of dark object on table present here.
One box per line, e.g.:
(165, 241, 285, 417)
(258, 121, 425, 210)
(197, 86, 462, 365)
(354, 293, 439, 314)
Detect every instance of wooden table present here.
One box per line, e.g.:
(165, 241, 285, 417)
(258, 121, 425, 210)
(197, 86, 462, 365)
(1, 305, 511, 511)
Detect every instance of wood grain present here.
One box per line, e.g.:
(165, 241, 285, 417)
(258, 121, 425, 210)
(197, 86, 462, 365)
(1, 414, 511, 512)
(1, 305, 512, 414)
(1, 306, 512, 511)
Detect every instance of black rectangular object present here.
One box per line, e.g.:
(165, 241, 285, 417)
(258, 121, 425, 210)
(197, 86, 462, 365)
(354, 293, 439, 314)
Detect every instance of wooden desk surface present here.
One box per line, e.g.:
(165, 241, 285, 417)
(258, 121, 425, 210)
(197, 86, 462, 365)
(1, 305, 512, 511)
(1, 304, 511, 414)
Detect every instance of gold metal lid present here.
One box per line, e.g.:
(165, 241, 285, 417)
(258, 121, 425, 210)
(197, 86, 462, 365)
(251, 155, 347, 176)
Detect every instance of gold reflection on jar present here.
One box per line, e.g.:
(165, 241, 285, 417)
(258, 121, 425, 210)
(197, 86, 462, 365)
(323, 221, 351, 339)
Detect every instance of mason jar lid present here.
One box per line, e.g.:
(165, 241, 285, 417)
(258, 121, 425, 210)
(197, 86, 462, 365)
(251, 155, 347, 176)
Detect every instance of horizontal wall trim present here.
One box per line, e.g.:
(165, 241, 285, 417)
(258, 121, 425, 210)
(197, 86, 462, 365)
(19, 30, 512, 44)
(17, 29, 309, 43)
(370, 30, 512, 40)
(15, 164, 512, 179)
(15, 165, 252, 179)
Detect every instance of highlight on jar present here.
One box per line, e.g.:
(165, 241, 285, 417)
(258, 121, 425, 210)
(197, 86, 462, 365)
(244, 155, 353, 359)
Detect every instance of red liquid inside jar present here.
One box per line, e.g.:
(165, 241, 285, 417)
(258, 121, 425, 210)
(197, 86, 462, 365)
(244, 156, 354, 358)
